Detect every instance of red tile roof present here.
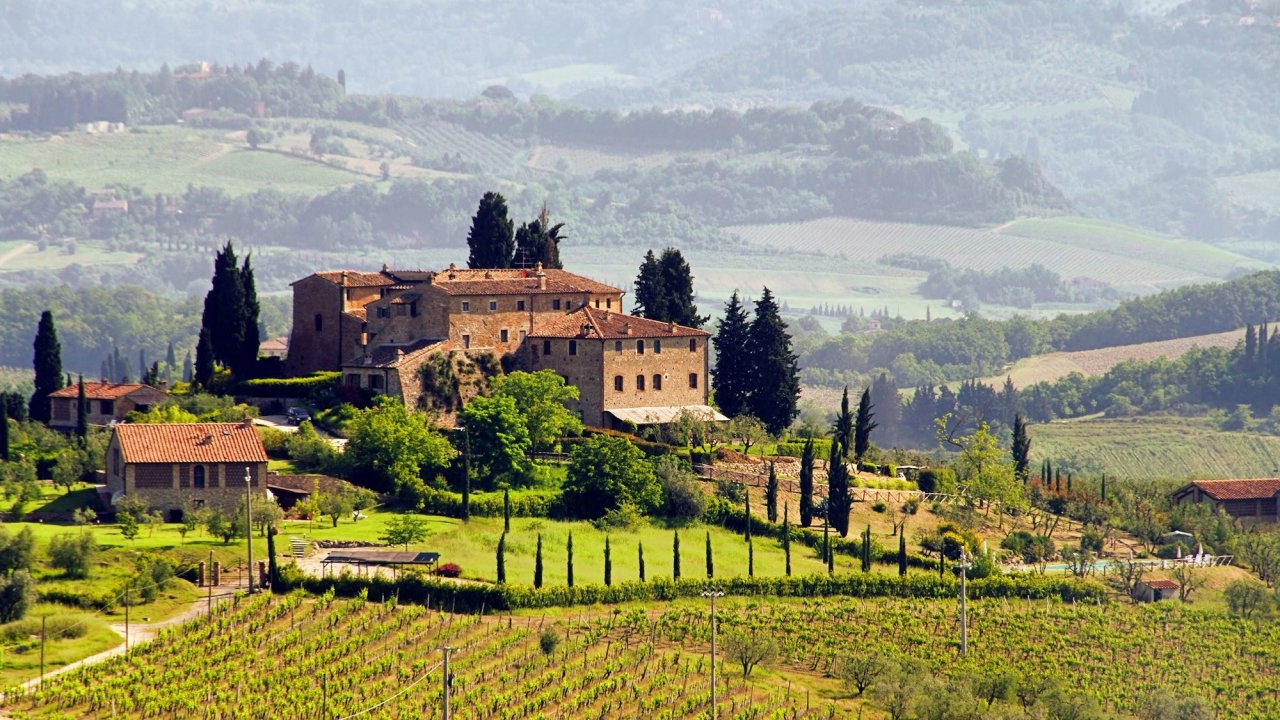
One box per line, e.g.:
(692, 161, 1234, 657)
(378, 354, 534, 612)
(1189, 479, 1280, 500)
(305, 271, 397, 288)
(530, 306, 709, 340)
(1145, 579, 1180, 590)
(429, 267, 622, 296)
(114, 423, 268, 464)
(49, 382, 165, 401)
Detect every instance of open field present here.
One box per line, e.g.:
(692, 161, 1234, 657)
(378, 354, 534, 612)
(724, 215, 1267, 293)
(1218, 170, 1280, 214)
(980, 327, 1244, 389)
(0, 239, 140, 274)
(1030, 416, 1280, 480)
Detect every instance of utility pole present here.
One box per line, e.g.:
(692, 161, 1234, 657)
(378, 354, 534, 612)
(701, 586, 725, 719)
(954, 549, 973, 657)
(442, 646, 453, 720)
(245, 466, 254, 594)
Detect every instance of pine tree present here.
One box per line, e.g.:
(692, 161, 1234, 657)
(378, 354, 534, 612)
(633, 250, 667, 321)
(705, 531, 714, 578)
(29, 310, 63, 424)
(799, 437, 814, 527)
(201, 242, 247, 375)
(1245, 324, 1259, 369)
(496, 533, 507, 584)
(712, 291, 752, 419)
(782, 503, 792, 577)
(566, 532, 574, 588)
(833, 387, 854, 458)
(514, 205, 565, 269)
(75, 375, 87, 439)
(827, 439, 851, 537)
(638, 542, 646, 582)
(604, 536, 612, 587)
(237, 253, 261, 377)
(658, 248, 707, 328)
(898, 531, 907, 577)
(165, 342, 176, 387)
(746, 287, 800, 435)
(1011, 414, 1031, 483)
(765, 462, 779, 523)
(854, 387, 878, 461)
(672, 531, 681, 579)
(502, 488, 511, 533)
(534, 534, 544, 589)
(466, 191, 515, 269)
(194, 327, 214, 389)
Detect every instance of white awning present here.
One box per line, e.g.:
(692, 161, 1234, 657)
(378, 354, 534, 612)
(605, 405, 729, 425)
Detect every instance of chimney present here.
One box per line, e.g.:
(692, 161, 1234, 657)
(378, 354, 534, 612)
(340, 271, 348, 286)
(623, 323, 633, 336)
(667, 320, 676, 333)
(536, 269, 547, 290)
(484, 270, 493, 279)
(447, 262, 457, 281)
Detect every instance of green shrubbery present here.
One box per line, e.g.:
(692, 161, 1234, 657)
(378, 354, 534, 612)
(418, 487, 559, 518)
(238, 372, 340, 399)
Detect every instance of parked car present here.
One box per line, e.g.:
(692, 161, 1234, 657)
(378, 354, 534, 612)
(286, 407, 311, 425)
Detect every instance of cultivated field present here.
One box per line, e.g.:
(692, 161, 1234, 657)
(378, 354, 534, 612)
(393, 120, 525, 174)
(0, 240, 140, 274)
(1218, 170, 1280, 214)
(1030, 416, 1280, 480)
(724, 215, 1265, 293)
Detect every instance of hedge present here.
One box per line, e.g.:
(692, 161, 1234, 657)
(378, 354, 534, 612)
(774, 440, 832, 458)
(277, 565, 1107, 613)
(419, 488, 560, 518)
(917, 468, 955, 494)
(238, 372, 340, 399)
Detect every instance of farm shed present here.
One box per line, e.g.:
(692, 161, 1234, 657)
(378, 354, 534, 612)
(321, 550, 440, 577)
(1133, 579, 1180, 603)
(1170, 479, 1280, 522)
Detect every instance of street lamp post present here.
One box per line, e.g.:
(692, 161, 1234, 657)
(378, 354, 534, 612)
(701, 585, 725, 719)
(954, 549, 973, 656)
(245, 467, 254, 594)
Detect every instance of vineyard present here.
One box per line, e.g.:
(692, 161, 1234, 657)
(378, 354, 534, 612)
(393, 120, 524, 175)
(8, 592, 1279, 719)
(724, 216, 1259, 292)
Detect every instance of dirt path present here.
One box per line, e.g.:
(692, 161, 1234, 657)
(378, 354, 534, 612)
(0, 242, 33, 269)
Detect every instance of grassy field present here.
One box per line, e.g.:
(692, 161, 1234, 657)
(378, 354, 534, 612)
(724, 215, 1267, 293)
(1030, 416, 1280, 480)
(978, 327, 1244, 389)
(0, 239, 140, 274)
(0, 604, 120, 688)
(1218, 170, 1280, 214)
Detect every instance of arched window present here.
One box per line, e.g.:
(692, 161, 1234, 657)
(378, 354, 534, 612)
(193, 465, 206, 489)
(636, 374, 645, 391)
(614, 375, 624, 392)
(652, 374, 662, 391)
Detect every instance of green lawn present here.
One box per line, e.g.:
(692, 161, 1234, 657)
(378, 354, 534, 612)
(0, 239, 140, 274)
(0, 604, 120, 688)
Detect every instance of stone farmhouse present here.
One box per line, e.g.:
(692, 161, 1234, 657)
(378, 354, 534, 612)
(48, 382, 168, 430)
(106, 421, 268, 521)
(1171, 478, 1280, 523)
(286, 262, 721, 428)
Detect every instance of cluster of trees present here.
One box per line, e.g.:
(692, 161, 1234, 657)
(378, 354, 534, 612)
(632, 248, 706, 328)
(466, 192, 566, 270)
(909, 259, 1114, 310)
(196, 243, 260, 384)
(713, 289, 801, 436)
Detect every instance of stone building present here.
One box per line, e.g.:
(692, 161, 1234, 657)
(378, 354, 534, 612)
(1170, 479, 1280, 522)
(106, 422, 268, 521)
(48, 382, 168, 430)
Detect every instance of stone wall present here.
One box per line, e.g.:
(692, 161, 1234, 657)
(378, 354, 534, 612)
(531, 336, 604, 424)
(286, 277, 385, 374)
(118, 461, 267, 514)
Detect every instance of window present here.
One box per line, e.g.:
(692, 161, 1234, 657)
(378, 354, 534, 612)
(614, 341, 623, 352)
(636, 374, 645, 391)
(614, 375, 624, 392)
(568, 340, 577, 356)
(461, 300, 471, 312)
(500, 329, 509, 343)
(100, 400, 114, 415)
(370, 375, 384, 390)
(594, 299, 600, 308)
(543, 340, 551, 355)
(519, 330, 527, 342)
(377, 307, 389, 318)
(637, 340, 646, 354)
(314, 313, 323, 332)
(653, 374, 662, 391)
(517, 300, 526, 311)
(193, 465, 206, 489)
(462, 334, 471, 349)
(345, 374, 361, 387)
(654, 340, 662, 354)
(553, 299, 561, 310)
(689, 373, 699, 389)
(410, 302, 418, 318)
(606, 298, 612, 309)
(489, 300, 498, 312)
(689, 338, 698, 352)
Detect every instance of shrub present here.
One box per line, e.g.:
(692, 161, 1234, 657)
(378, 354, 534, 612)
(654, 456, 706, 523)
(0, 571, 34, 622)
(238, 372, 340, 399)
(418, 488, 558, 519)
(48, 532, 98, 579)
(433, 563, 462, 578)
(539, 628, 561, 655)
(916, 469, 955, 494)
(858, 463, 879, 475)
(593, 502, 646, 531)
(257, 427, 290, 458)
(871, 501, 887, 513)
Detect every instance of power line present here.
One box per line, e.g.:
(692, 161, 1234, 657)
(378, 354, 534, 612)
(331, 659, 445, 720)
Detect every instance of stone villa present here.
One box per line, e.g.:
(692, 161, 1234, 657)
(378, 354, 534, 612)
(285, 263, 721, 427)
(48, 382, 168, 430)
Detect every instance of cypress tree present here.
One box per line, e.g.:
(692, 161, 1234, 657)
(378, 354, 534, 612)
(827, 439, 851, 537)
(0, 410, 9, 462)
(833, 387, 854, 458)
(201, 242, 247, 374)
(182, 351, 193, 384)
(861, 526, 872, 572)
(496, 533, 507, 584)
(825, 524, 834, 575)
(1067, 473, 1073, 493)
(1011, 414, 1031, 483)
(657, 248, 707, 328)
(748, 536, 754, 577)
(854, 387, 879, 461)
(743, 486, 751, 542)
(566, 532, 574, 588)
(672, 531, 681, 579)
(632, 250, 667, 321)
(502, 488, 511, 533)
(75, 375, 87, 439)
(712, 291, 752, 419)
(461, 430, 472, 521)
(705, 531, 713, 578)
(765, 462, 779, 523)
(898, 531, 907, 577)
(638, 542, 646, 582)
(534, 534, 544, 589)
(1101, 474, 1107, 503)
(782, 503, 792, 577)
(799, 437, 814, 527)
(238, 253, 261, 377)
(194, 327, 214, 389)
(466, 191, 515, 269)
(746, 287, 800, 435)
(165, 342, 176, 387)
(29, 310, 63, 424)
(604, 535, 612, 587)
(267, 526, 280, 592)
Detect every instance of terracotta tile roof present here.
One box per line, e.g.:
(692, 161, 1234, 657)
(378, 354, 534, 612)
(389, 292, 422, 305)
(1145, 579, 1180, 590)
(344, 308, 368, 322)
(259, 337, 288, 353)
(429, 267, 622, 296)
(114, 423, 268, 464)
(530, 306, 709, 340)
(343, 338, 448, 369)
(49, 382, 166, 400)
(1189, 479, 1280, 500)
(304, 271, 398, 288)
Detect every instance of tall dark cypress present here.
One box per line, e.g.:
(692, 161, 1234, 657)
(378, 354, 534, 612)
(75, 375, 87, 439)
(29, 310, 63, 424)
(658, 248, 707, 328)
(0, 409, 9, 462)
(898, 531, 907, 577)
(502, 488, 511, 533)
(705, 531, 714, 578)
(165, 341, 176, 386)
(638, 542, 646, 582)
(534, 534, 544, 589)
(201, 242, 247, 374)
(194, 327, 214, 389)
(1011, 414, 1031, 483)
(782, 504, 792, 577)
(854, 387, 878, 462)
(604, 536, 612, 587)
(238, 253, 261, 377)
(712, 291, 752, 419)
(182, 351, 193, 384)
(871, 372, 900, 444)
(824, 522, 833, 574)
(461, 430, 472, 521)
(833, 387, 854, 458)
(748, 536, 754, 577)
(466, 191, 515, 269)
(798, 437, 814, 528)
(765, 462, 779, 524)
(672, 531, 681, 579)
(827, 438, 851, 537)
(496, 533, 507, 584)
(1100, 474, 1107, 503)
(632, 250, 667, 321)
(566, 532, 574, 588)
(746, 287, 800, 435)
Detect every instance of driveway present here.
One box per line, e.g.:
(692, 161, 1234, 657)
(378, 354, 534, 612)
(254, 416, 347, 449)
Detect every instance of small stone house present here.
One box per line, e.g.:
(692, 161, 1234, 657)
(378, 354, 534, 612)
(1170, 479, 1280, 523)
(106, 422, 268, 521)
(1133, 579, 1180, 603)
(49, 382, 168, 430)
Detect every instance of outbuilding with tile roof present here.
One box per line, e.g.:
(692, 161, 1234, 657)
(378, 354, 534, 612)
(1171, 478, 1280, 522)
(48, 382, 168, 430)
